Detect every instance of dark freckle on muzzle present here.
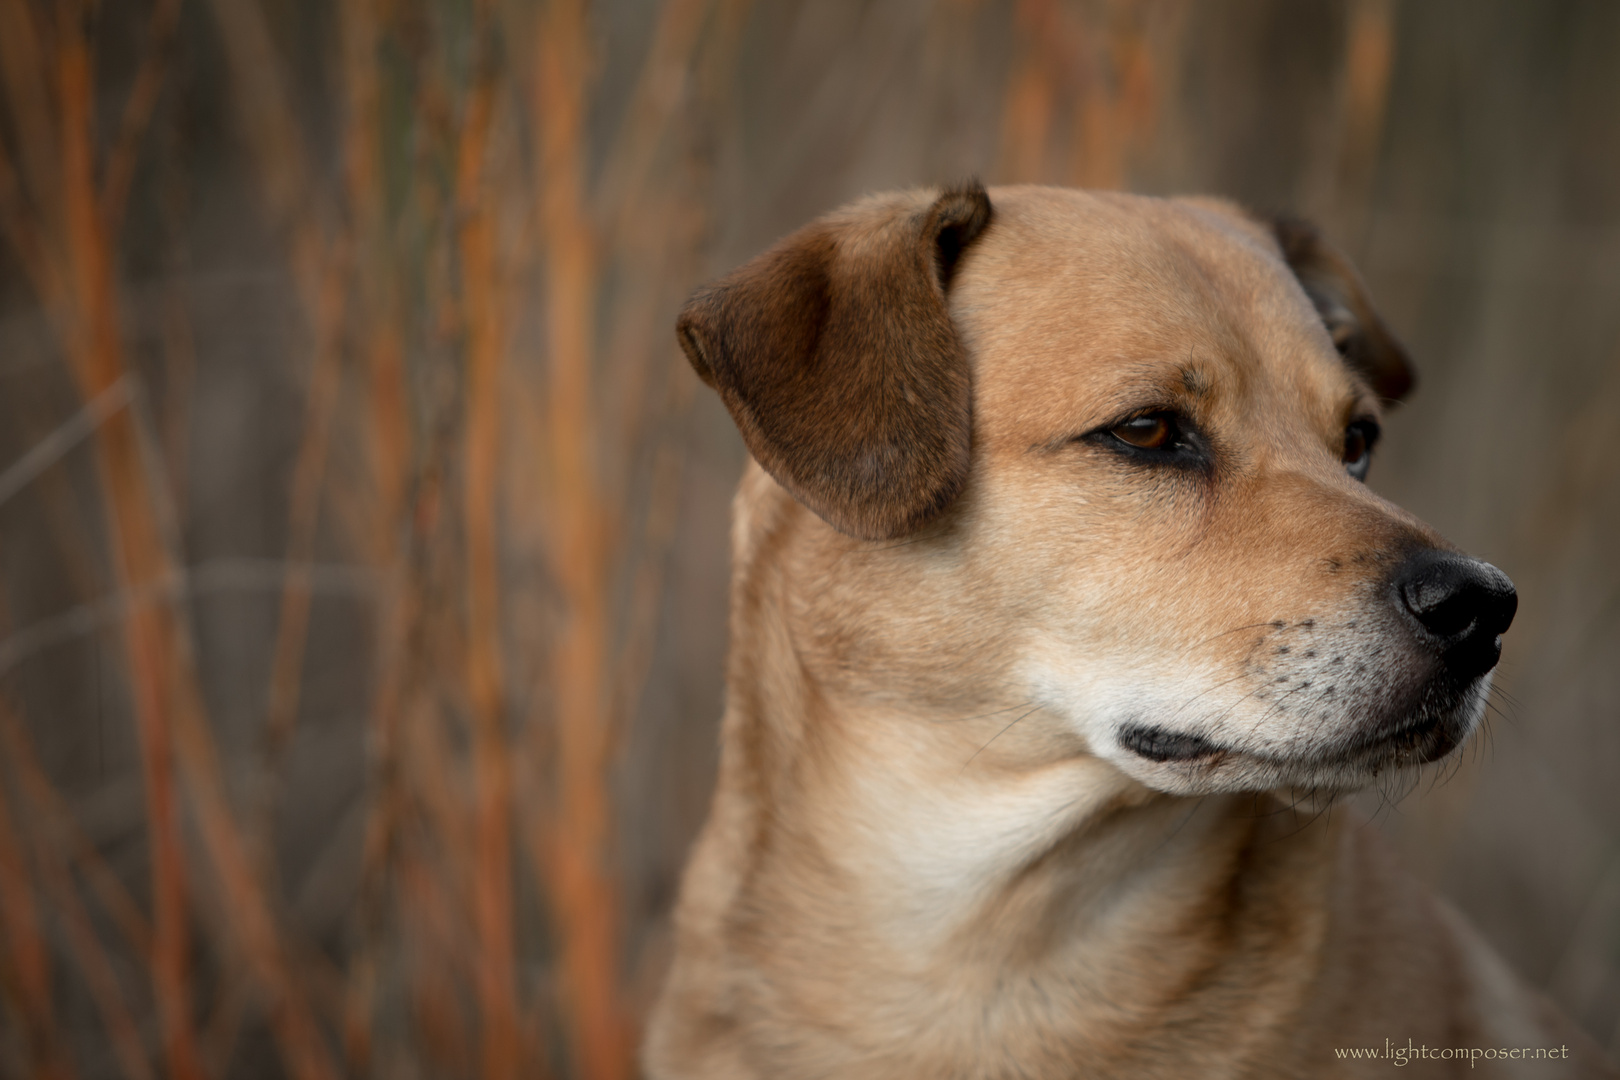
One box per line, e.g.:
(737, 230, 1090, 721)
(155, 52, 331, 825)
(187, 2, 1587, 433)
(1388, 550, 1518, 681)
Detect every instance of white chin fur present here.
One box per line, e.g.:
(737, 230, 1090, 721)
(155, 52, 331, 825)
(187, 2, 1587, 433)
(1030, 659, 1493, 797)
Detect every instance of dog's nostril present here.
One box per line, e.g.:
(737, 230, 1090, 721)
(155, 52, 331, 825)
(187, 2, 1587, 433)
(1401, 576, 1473, 638)
(1392, 551, 1517, 672)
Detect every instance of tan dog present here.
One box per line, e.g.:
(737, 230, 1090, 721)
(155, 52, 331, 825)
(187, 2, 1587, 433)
(644, 184, 1617, 1078)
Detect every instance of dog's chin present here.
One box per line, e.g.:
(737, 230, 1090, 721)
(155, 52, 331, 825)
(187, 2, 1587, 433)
(1110, 675, 1491, 796)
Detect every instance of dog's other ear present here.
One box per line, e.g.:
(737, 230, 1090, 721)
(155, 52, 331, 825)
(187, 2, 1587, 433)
(1273, 217, 1415, 403)
(677, 182, 992, 540)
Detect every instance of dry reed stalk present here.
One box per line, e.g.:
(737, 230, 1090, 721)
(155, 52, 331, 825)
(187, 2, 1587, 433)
(594, 0, 713, 243)
(148, 0, 371, 1026)
(598, 7, 748, 756)
(607, 366, 694, 746)
(158, 245, 196, 519)
(1, 718, 153, 959)
(29, 852, 151, 1080)
(1070, 4, 1158, 190)
(995, 0, 1061, 182)
(404, 854, 475, 1075)
(1342, 0, 1396, 171)
(0, 137, 63, 323)
(996, 0, 1169, 189)
(343, 533, 416, 1074)
(259, 242, 351, 799)
(204, 0, 328, 312)
(598, 54, 709, 483)
(390, 599, 490, 1075)
(400, 697, 479, 910)
(340, 941, 379, 1074)
(454, 24, 523, 1075)
(0, 733, 71, 1080)
(202, 7, 354, 824)
(0, 1, 73, 406)
(164, 674, 341, 1080)
(201, 0, 356, 849)
(4, 707, 155, 1080)
(1332, 0, 1396, 241)
(362, 326, 410, 541)
(401, 832, 477, 990)
(395, 743, 487, 1074)
(339, 0, 410, 553)
(199, 969, 251, 1077)
(1, 390, 114, 601)
(335, 2, 414, 1069)
(535, 1, 631, 1075)
(98, 0, 182, 233)
(4, 5, 342, 1077)
(1057, 11, 1118, 188)
(50, 6, 204, 1074)
(0, 0, 62, 244)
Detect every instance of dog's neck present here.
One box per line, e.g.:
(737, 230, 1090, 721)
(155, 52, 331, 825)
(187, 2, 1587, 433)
(722, 671, 1337, 984)
(665, 499, 1347, 1076)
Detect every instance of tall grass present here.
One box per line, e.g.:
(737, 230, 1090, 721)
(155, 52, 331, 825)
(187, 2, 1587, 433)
(0, 0, 775, 1073)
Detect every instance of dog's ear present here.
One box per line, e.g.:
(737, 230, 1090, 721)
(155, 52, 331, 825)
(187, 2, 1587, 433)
(677, 182, 992, 540)
(1273, 218, 1415, 403)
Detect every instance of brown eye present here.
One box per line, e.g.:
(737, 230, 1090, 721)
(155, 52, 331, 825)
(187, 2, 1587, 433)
(1112, 415, 1174, 450)
(1343, 419, 1379, 481)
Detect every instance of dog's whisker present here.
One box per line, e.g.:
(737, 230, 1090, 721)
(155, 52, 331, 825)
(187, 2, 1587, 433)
(1138, 795, 1211, 861)
(1484, 686, 1518, 724)
(1487, 682, 1524, 712)
(1239, 678, 1314, 747)
(1165, 670, 1255, 723)
(1269, 788, 1337, 845)
(941, 699, 1036, 725)
(1191, 678, 1278, 742)
(1188, 619, 1282, 650)
(959, 705, 1045, 775)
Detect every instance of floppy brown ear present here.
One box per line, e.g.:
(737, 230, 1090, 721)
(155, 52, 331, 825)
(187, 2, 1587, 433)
(1273, 218, 1415, 403)
(677, 182, 992, 540)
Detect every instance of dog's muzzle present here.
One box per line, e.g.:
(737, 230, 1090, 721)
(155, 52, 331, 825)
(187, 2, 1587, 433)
(1115, 550, 1519, 778)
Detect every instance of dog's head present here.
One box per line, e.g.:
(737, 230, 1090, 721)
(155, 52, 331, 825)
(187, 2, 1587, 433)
(678, 183, 1515, 795)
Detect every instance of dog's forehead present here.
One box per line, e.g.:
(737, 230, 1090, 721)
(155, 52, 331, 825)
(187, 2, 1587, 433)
(955, 187, 1357, 437)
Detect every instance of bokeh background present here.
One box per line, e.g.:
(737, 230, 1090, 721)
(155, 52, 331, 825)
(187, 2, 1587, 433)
(1, 0, 1617, 1076)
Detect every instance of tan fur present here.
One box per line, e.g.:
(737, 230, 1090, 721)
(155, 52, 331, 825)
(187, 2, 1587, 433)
(646, 186, 1618, 1078)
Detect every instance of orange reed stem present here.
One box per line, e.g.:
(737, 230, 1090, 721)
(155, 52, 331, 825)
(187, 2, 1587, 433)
(537, 1, 630, 1076)
(56, 7, 204, 1076)
(455, 43, 521, 1080)
(0, 746, 73, 1080)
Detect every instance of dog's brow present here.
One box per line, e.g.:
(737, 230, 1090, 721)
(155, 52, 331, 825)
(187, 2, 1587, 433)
(1179, 365, 1212, 397)
(1346, 385, 1383, 420)
(1026, 363, 1220, 452)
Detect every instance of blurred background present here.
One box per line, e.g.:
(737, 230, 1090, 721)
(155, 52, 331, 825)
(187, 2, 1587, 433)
(0, 0, 1616, 1076)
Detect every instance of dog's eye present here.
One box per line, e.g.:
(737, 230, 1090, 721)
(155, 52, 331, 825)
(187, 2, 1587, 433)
(1343, 419, 1380, 481)
(1111, 414, 1175, 450)
(1086, 410, 1210, 473)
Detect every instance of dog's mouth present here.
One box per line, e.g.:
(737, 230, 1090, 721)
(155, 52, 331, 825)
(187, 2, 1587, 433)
(1117, 725, 1226, 764)
(1336, 710, 1462, 765)
(1116, 685, 1479, 779)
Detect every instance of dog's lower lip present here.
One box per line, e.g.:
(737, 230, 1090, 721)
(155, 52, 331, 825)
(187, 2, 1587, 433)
(1355, 712, 1454, 762)
(1119, 724, 1225, 763)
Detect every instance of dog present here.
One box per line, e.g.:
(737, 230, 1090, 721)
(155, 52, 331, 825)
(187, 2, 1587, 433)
(643, 183, 1617, 1078)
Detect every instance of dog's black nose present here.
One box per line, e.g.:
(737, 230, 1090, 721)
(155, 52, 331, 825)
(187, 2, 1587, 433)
(1392, 550, 1517, 677)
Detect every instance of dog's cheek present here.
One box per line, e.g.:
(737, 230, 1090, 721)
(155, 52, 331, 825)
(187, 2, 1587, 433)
(785, 533, 1021, 710)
